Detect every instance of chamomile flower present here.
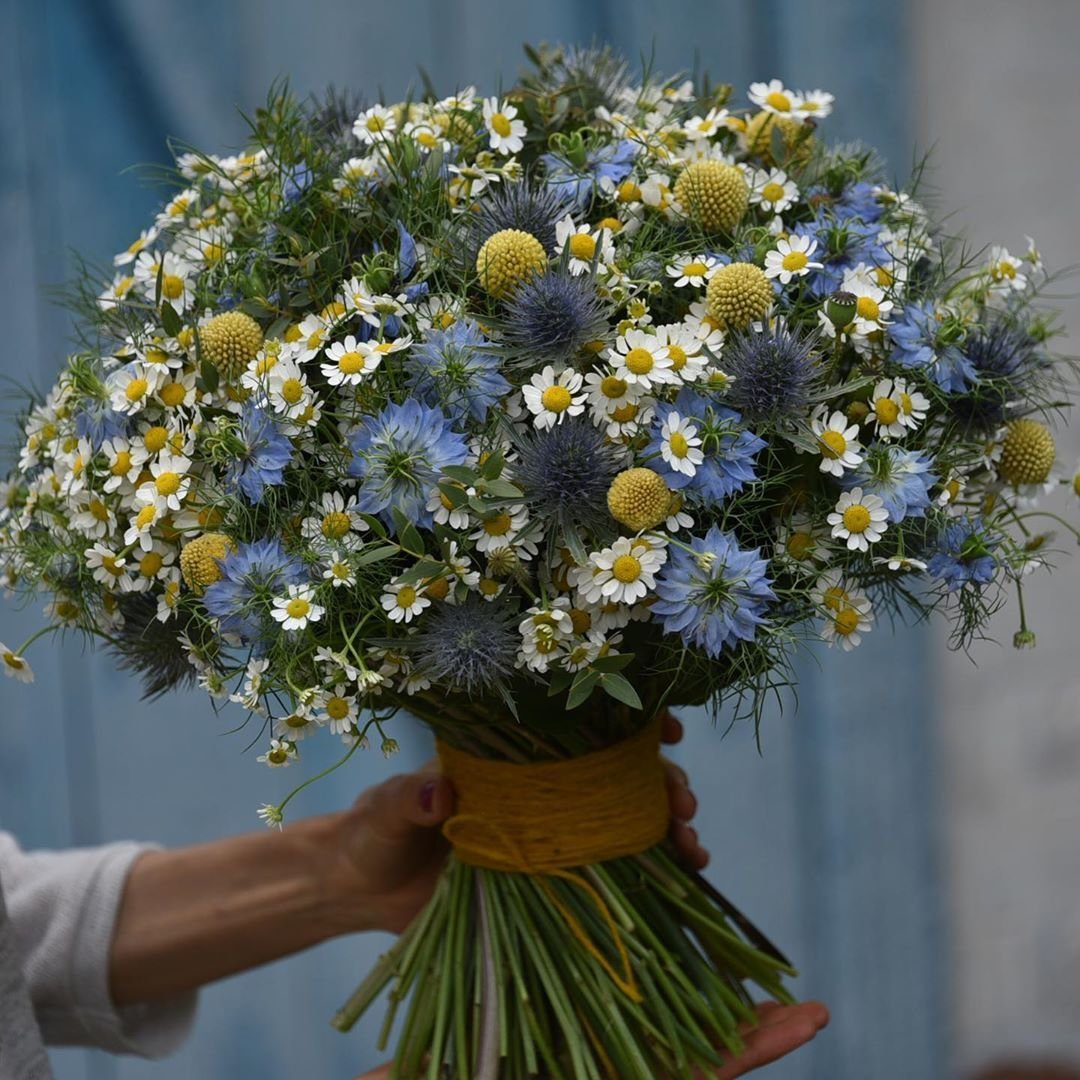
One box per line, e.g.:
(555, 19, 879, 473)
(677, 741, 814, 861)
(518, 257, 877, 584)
(320, 336, 382, 386)
(843, 272, 894, 336)
(107, 362, 163, 415)
(261, 358, 312, 419)
(257, 739, 297, 768)
(0, 642, 33, 683)
(817, 578, 873, 651)
(775, 514, 831, 572)
(271, 584, 324, 631)
(587, 537, 667, 605)
(353, 104, 397, 145)
(812, 408, 864, 477)
(748, 79, 800, 117)
(682, 108, 730, 141)
(865, 378, 914, 439)
(381, 580, 431, 624)
(750, 169, 798, 214)
(828, 488, 889, 552)
(471, 504, 531, 554)
(113, 226, 160, 267)
(764, 235, 823, 285)
(427, 484, 474, 530)
(135, 452, 193, 512)
(132, 250, 196, 308)
(606, 328, 675, 392)
(301, 491, 368, 551)
(666, 254, 719, 289)
(84, 543, 130, 589)
(584, 369, 642, 422)
(658, 412, 704, 477)
(798, 89, 834, 118)
(317, 685, 359, 735)
(483, 97, 526, 156)
(273, 709, 318, 744)
(876, 555, 928, 572)
(986, 245, 1027, 294)
(554, 216, 615, 275)
(521, 366, 587, 430)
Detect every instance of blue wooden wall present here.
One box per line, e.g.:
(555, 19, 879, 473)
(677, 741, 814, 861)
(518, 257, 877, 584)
(0, 1, 943, 1077)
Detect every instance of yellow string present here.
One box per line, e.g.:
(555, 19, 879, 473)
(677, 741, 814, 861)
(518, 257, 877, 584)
(436, 719, 668, 1003)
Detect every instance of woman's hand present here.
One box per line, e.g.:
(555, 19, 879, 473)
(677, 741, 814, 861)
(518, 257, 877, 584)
(337, 710, 707, 934)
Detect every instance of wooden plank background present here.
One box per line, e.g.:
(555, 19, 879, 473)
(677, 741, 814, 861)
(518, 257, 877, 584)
(0, 2, 943, 1076)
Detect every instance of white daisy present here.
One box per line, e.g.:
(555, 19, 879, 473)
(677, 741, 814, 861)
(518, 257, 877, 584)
(658, 412, 704, 477)
(813, 571, 873, 651)
(257, 739, 298, 768)
(797, 89, 834, 118)
(893, 377, 930, 431)
(113, 226, 160, 267)
(318, 685, 359, 735)
(381, 580, 431, 624)
(521, 365, 587, 430)
(842, 271, 894, 336)
(320, 335, 384, 386)
(84, 543, 130, 589)
(811, 408, 864, 477)
(682, 108, 730, 141)
(584, 369, 642, 422)
(764, 235, 823, 285)
(875, 555, 928, 572)
(427, 484, 473, 530)
(273, 708, 318, 744)
(666, 254, 719, 288)
(587, 537, 667, 605)
(133, 250, 196, 308)
(0, 642, 33, 683)
(301, 491, 368, 551)
(353, 104, 397, 145)
(827, 488, 889, 552)
(606, 328, 676, 392)
(135, 452, 192, 512)
(864, 378, 910, 439)
(271, 584, 325, 631)
(107, 362, 163, 415)
(750, 169, 798, 214)
(987, 245, 1027, 294)
(471, 505, 531, 554)
(555, 216, 615, 275)
(483, 97, 526, 156)
(748, 79, 800, 117)
(654, 323, 709, 383)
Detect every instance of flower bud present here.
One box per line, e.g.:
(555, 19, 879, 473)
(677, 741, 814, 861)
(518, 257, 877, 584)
(1013, 629, 1037, 649)
(825, 290, 857, 327)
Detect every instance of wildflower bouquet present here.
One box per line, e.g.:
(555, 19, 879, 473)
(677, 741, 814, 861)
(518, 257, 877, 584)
(2, 42, 1077, 1078)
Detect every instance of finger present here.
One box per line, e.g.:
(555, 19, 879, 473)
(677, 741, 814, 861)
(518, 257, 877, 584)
(365, 770, 457, 834)
(739, 1001, 829, 1034)
(664, 763, 697, 821)
(669, 821, 709, 870)
(660, 710, 684, 746)
(354, 1068, 391, 1079)
(714, 1010, 824, 1079)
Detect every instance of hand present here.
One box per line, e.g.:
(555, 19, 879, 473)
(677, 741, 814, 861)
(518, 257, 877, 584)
(354, 1000, 829, 1079)
(338, 710, 708, 934)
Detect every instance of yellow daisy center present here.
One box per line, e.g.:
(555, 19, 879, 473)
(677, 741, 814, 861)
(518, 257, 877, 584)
(669, 432, 690, 458)
(834, 607, 861, 636)
(161, 274, 184, 301)
(3, 651, 26, 671)
(285, 713, 310, 730)
(786, 531, 815, 560)
(900, 392, 914, 415)
(101, 554, 123, 576)
(819, 430, 847, 458)
(766, 90, 792, 112)
(125, 377, 149, 403)
(139, 551, 163, 577)
(325, 697, 349, 720)
(135, 504, 157, 529)
(762, 181, 786, 203)
(337, 352, 366, 375)
(159, 382, 187, 407)
(612, 555, 642, 583)
(155, 472, 182, 496)
(616, 180, 641, 203)
(667, 344, 687, 371)
(541, 385, 573, 413)
(280, 378, 305, 404)
(144, 426, 169, 452)
(856, 296, 880, 321)
(396, 586, 418, 608)
(267, 747, 290, 765)
(490, 112, 512, 137)
(366, 115, 386, 133)
(822, 585, 849, 612)
(144, 347, 170, 365)
(600, 375, 627, 399)
(484, 513, 513, 537)
(624, 348, 654, 375)
(610, 402, 639, 423)
(321, 511, 352, 540)
(568, 233, 596, 260)
(682, 261, 708, 278)
(781, 251, 808, 272)
(89, 499, 109, 522)
(842, 505, 871, 533)
(111, 451, 132, 476)
(286, 597, 311, 619)
(875, 398, 900, 425)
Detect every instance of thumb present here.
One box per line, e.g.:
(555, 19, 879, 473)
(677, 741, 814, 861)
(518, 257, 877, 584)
(365, 767, 456, 836)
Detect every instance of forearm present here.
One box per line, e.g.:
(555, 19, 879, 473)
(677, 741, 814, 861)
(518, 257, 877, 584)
(108, 810, 365, 1006)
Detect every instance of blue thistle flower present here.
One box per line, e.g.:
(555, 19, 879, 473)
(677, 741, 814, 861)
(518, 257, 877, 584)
(500, 271, 610, 365)
(406, 320, 510, 424)
(204, 538, 308, 641)
(652, 526, 775, 658)
(411, 597, 520, 695)
(927, 517, 999, 591)
(722, 321, 822, 422)
(347, 400, 468, 531)
(224, 403, 294, 504)
(473, 182, 572, 255)
(889, 302, 977, 392)
(513, 418, 622, 538)
(839, 445, 938, 524)
(75, 400, 128, 451)
(649, 390, 766, 506)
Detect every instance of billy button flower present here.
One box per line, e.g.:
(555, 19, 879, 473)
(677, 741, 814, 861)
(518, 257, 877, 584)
(997, 418, 1056, 487)
(475, 229, 547, 299)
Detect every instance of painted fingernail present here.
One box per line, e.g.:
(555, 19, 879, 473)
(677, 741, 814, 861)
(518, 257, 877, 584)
(419, 780, 436, 813)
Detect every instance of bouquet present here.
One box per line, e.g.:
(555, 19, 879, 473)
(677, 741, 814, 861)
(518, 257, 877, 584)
(2, 42, 1076, 1078)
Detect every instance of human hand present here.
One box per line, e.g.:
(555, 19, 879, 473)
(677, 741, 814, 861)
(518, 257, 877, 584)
(353, 1000, 829, 1079)
(337, 710, 706, 934)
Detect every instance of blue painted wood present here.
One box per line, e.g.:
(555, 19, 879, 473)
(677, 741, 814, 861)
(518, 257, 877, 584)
(0, 2, 945, 1076)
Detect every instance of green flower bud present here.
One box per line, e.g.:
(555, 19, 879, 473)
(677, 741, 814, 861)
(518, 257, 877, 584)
(1013, 629, 1037, 649)
(825, 290, 857, 328)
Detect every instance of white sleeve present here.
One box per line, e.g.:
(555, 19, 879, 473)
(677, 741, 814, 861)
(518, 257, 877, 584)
(0, 831, 197, 1057)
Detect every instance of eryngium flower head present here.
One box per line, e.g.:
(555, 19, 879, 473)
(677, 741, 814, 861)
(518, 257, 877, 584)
(412, 597, 519, 695)
(513, 417, 622, 537)
(473, 181, 572, 255)
(110, 594, 211, 699)
(529, 44, 632, 111)
(500, 271, 610, 366)
(723, 321, 822, 422)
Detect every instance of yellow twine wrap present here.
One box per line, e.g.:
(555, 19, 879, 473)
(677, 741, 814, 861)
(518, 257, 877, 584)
(436, 719, 669, 1002)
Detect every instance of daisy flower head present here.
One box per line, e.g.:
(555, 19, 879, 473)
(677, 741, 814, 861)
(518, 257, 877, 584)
(864, 377, 920, 439)
(798, 89, 834, 118)
(0, 641, 33, 683)
(521, 365, 587, 430)
(554, 216, 615, 276)
(682, 108, 730, 141)
(301, 490, 368, 551)
(471, 504, 533, 555)
(607, 328, 675, 392)
(353, 104, 397, 145)
(764, 235, 823, 285)
(107, 362, 163, 415)
(320, 335, 383, 386)
(812, 408, 864, 477)
(257, 739, 297, 768)
(876, 555, 928, 573)
(666, 254, 720, 289)
(318, 685, 360, 734)
(271, 584, 325, 631)
(654, 323, 709, 384)
(828, 487, 889, 552)
(587, 537, 667, 606)
(658, 411, 704, 477)
(775, 514, 830, 572)
(483, 97, 526, 156)
(842, 271, 894, 336)
(136, 452, 192, 512)
(986, 245, 1027, 295)
(381, 579, 431, 624)
(584, 368, 642, 422)
(750, 169, 798, 214)
(814, 573, 873, 651)
(748, 79, 800, 117)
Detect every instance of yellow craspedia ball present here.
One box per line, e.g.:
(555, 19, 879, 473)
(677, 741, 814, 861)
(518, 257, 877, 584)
(179, 532, 235, 594)
(743, 111, 814, 166)
(197, 312, 264, 381)
(475, 229, 547, 298)
(705, 262, 773, 330)
(673, 160, 749, 233)
(998, 419, 1056, 487)
(607, 468, 672, 532)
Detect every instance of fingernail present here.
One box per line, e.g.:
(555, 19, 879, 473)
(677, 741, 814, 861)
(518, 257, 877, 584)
(419, 780, 436, 813)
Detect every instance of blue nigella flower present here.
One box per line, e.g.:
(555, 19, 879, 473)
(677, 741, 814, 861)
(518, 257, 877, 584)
(926, 517, 999, 592)
(347, 399, 469, 530)
(889, 301, 977, 392)
(203, 538, 308, 642)
(839, 445, 938, 524)
(224, 403, 295, 504)
(406, 320, 511, 424)
(75, 400, 128, 451)
(793, 210, 889, 298)
(835, 180, 883, 223)
(541, 139, 639, 211)
(652, 526, 775, 658)
(500, 271, 610, 366)
(396, 220, 418, 281)
(282, 161, 312, 205)
(649, 390, 766, 506)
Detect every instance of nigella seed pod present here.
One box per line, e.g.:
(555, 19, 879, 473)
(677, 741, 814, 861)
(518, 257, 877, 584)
(825, 290, 858, 328)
